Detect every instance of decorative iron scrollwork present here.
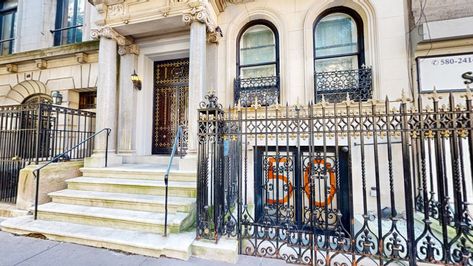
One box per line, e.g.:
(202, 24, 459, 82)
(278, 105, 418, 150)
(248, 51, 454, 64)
(315, 66, 373, 103)
(234, 76, 280, 107)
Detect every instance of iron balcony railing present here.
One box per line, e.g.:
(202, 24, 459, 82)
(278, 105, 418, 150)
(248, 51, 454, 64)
(314, 66, 373, 103)
(234, 75, 280, 107)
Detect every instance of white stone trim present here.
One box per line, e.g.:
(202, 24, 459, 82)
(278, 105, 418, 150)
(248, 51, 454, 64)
(222, 7, 287, 106)
(302, 0, 380, 101)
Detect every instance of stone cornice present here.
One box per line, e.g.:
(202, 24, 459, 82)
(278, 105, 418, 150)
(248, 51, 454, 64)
(0, 41, 99, 66)
(90, 27, 133, 46)
(118, 44, 140, 56)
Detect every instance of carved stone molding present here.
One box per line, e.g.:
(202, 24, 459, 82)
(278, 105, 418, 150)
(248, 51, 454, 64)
(75, 53, 89, 64)
(6, 63, 17, 73)
(90, 27, 133, 46)
(182, 4, 217, 33)
(207, 27, 223, 43)
(118, 44, 140, 56)
(35, 59, 47, 70)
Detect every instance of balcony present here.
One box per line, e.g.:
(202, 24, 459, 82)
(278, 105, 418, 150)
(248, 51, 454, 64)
(314, 66, 372, 103)
(234, 76, 280, 107)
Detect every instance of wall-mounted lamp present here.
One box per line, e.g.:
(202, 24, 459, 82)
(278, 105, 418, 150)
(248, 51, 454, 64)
(131, 70, 142, 90)
(51, 90, 63, 105)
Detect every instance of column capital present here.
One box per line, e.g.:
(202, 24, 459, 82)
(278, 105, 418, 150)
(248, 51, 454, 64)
(90, 27, 133, 46)
(118, 44, 140, 56)
(182, 4, 217, 33)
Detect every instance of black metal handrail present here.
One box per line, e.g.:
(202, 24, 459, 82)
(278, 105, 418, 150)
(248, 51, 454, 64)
(32, 128, 111, 220)
(50, 24, 83, 33)
(163, 125, 184, 237)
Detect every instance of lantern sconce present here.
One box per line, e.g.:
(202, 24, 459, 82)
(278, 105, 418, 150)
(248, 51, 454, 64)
(51, 90, 63, 105)
(131, 70, 142, 90)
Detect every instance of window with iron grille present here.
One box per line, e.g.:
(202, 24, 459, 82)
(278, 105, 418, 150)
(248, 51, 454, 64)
(53, 0, 85, 46)
(79, 91, 96, 109)
(313, 7, 372, 103)
(0, 0, 17, 55)
(235, 20, 280, 106)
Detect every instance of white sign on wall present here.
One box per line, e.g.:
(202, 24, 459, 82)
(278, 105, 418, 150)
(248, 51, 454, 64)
(417, 53, 473, 93)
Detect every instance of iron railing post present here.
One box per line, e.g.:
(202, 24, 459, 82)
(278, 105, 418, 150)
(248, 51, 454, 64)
(105, 128, 110, 168)
(400, 101, 416, 265)
(163, 126, 183, 237)
(164, 173, 169, 237)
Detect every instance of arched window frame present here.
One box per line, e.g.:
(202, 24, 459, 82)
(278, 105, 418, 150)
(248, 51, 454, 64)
(313, 7, 372, 103)
(313, 7, 365, 71)
(235, 20, 280, 106)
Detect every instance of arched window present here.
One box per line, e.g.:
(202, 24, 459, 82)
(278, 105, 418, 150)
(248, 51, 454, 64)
(314, 8, 372, 102)
(22, 93, 52, 104)
(235, 20, 279, 106)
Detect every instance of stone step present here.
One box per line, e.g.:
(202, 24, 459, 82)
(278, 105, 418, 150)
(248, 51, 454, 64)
(36, 202, 195, 234)
(80, 166, 196, 182)
(122, 156, 182, 166)
(49, 189, 196, 213)
(66, 177, 197, 198)
(0, 216, 195, 260)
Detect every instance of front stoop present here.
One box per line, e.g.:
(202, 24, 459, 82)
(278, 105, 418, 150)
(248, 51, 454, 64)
(0, 163, 198, 261)
(1, 216, 195, 260)
(192, 238, 239, 264)
(0, 203, 28, 219)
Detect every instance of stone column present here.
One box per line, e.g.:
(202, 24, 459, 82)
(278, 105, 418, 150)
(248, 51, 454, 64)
(183, 5, 217, 153)
(95, 36, 118, 154)
(117, 44, 139, 154)
(86, 27, 132, 167)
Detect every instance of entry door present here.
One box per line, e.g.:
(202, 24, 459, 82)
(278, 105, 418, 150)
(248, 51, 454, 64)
(152, 59, 189, 154)
(254, 147, 351, 232)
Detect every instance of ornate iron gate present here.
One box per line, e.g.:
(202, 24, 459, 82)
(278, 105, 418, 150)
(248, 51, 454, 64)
(196, 92, 473, 265)
(0, 103, 96, 203)
(152, 59, 189, 154)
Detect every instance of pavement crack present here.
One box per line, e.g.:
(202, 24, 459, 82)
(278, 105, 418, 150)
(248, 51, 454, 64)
(13, 242, 62, 266)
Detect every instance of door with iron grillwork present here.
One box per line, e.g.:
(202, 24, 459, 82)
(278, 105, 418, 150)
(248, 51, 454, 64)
(255, 147, 351, 232)
(152, 59, 189, 154)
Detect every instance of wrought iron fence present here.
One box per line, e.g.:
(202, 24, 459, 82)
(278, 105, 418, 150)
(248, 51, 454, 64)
(315, 66, 373, 103)
(196, 91, 473, 265)
(0, 103, 96, 203)
(234, 76, 280, 107)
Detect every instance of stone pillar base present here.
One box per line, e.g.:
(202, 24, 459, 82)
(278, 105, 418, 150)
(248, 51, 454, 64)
(84, 153, 123, 168)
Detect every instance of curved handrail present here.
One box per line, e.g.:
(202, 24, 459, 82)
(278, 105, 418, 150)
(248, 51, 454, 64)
(163, 125, 184, 237)
(33, 128, 111, 220)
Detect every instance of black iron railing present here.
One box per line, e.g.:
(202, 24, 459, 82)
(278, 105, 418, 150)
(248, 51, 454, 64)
(33, 128, 110, 220)
(0, 103, 96, 203)
(51, 24, 83, 46)
(234, 76, 280, 107)
(163, 125, 185, 237)
(197, 91, 473, 265)
(315, 66, 373, 103)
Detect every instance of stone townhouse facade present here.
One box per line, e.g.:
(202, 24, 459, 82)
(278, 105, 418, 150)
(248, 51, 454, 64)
(0, 0, 472, 265)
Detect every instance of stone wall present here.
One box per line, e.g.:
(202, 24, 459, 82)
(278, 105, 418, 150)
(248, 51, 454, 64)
(411, 0, 473, 23)
(15, 161, 84, 211)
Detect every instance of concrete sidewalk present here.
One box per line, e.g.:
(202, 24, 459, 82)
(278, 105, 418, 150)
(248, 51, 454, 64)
(0, 231, 289, 266)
